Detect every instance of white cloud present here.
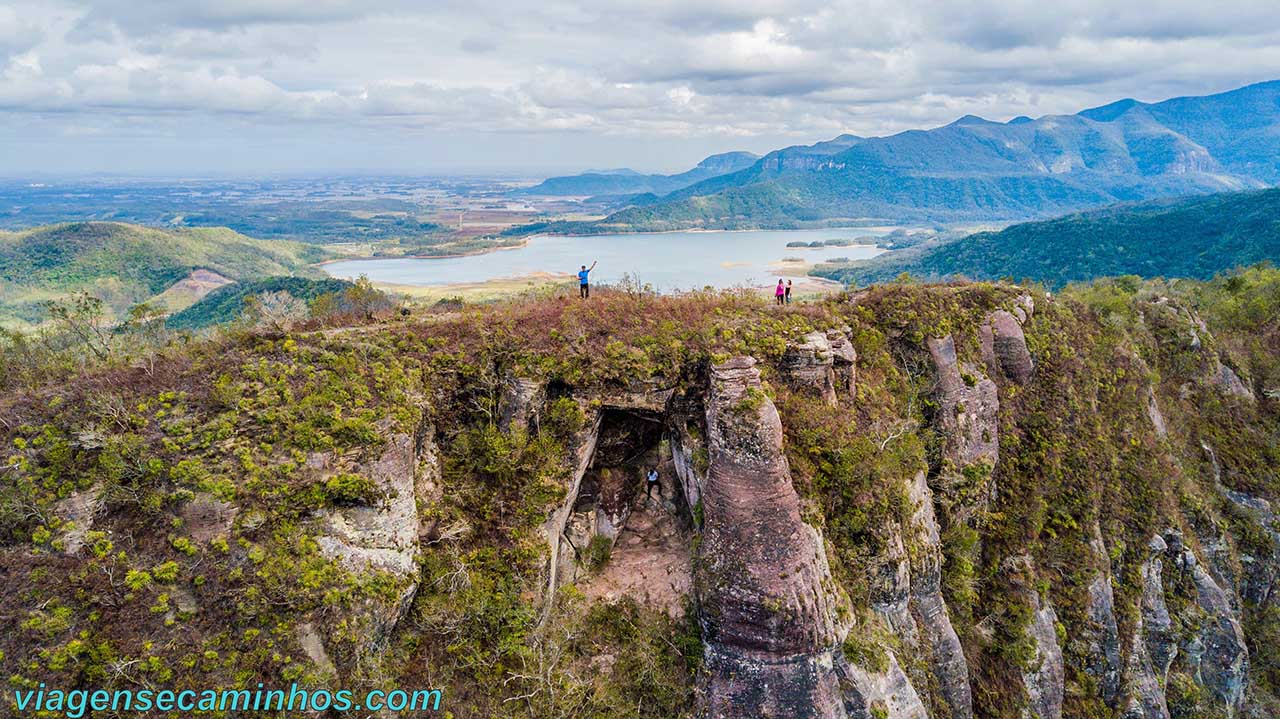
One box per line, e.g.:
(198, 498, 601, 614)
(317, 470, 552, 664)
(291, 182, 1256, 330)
(4, 0, 1280, 172)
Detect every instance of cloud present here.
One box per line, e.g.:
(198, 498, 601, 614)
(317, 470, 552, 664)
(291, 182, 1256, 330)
(5, 0, 1280, 172)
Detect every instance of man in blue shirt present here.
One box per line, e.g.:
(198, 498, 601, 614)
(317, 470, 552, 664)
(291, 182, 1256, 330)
(578, 260, 597, 298)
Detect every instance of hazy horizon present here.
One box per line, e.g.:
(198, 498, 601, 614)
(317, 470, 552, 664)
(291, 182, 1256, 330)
(5, 1, 1280, 176)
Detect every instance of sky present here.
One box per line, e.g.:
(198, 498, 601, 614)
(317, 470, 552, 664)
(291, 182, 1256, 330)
(4, 0, 1280, 177)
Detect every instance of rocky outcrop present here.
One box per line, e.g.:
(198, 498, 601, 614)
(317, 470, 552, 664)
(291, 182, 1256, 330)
(926, 335, 999, 518)
(1082, 527, 1123, 707)
(1023, 594, 1064, 719)
(1121, 537, 1175, 719)
(698, 356, 848, 719)
(908, 471, 973, 719)
(840, 651, 930, 719)
(299, 427, 432, 668)
(544, 404, 602, 605)
(1141, 536, 1178, 682)
(1145, 387, 1168, 439)
(1215, 362, 1255, 403)
(828, 328, 858, 400)
(980, 309, 1034, 385)
(783, 331, 839, 406)
(498, 375, 546, 432)
(180, 494, 237, 544)
(315, 432, 421, 579)
(668, 416, 707, 516)
(1186, 552, 1250, 714)
(1219, 489, 1280, 608)
(865, 470, 972, 719)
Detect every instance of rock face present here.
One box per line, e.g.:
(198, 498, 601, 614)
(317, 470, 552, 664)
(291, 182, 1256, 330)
(302, 427, 434, 668)
(544, 404, 602, 603)
(828, 329, 859, 400)
(1220, 489, 1280, 608)
(907, 471, 974, 719)
(698, 357, 848, 719)
(668, 413, 708, 516)
(980, 309, 1034, 384)
(783, 331, 839, 406)
(1023, 594, 1064, 719)
(1083, 528, 1124, 708)
(1187, 555, 1250, 714)
(315, 432, 421, 579)
(498, 376, 546, 432)
(926, 335, 999, 518)
(840, 651, 930, 719)
(53, 483, 105, 555)
(1215, 362, 1255, 402)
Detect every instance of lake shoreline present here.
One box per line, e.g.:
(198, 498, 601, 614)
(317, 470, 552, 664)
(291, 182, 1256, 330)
(317, 225, 888, 266)
(322, 227, 891, 291)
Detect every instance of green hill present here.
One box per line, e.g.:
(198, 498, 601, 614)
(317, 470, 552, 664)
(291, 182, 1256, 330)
(0, 222, 329, 327)
(818, 188, 1280, 287)
(166, 276, 353, 331)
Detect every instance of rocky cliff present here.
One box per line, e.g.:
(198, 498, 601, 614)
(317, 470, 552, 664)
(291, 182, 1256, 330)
(1, 273, 1277, 718)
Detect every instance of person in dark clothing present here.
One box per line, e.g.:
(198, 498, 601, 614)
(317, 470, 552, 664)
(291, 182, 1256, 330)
(578, 260, 597, 298)
(785, 279, 793, 303)
(646, 468, 660, 500)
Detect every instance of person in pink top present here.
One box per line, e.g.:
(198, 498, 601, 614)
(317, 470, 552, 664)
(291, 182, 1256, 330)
(775, 279, 785, 305)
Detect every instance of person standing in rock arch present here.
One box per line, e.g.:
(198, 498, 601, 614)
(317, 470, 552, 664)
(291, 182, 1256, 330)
(578, 260, 597, 298)
(646, 467, 660, 500)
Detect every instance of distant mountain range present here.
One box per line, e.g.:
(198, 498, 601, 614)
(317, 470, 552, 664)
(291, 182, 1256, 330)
(816, 187, 1280, 288)
(524, 80, 1280, 231)
(517, 151, 759, 197)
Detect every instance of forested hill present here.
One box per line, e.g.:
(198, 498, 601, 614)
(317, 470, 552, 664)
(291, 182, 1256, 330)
(817, 188, 1280, 287)
(0, 222, 328, 327)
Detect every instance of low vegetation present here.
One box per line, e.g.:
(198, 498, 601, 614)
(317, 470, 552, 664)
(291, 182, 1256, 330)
(0, 265, 1276, 717)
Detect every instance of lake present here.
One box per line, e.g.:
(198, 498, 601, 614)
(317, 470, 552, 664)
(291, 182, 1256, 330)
(322, 228, 890, 291)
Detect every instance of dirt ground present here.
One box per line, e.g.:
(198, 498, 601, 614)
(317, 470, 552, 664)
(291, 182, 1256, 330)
(579, 489, 693, 618)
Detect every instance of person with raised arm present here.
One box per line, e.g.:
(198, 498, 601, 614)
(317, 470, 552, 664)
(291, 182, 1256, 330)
(578, 260, 597, 298)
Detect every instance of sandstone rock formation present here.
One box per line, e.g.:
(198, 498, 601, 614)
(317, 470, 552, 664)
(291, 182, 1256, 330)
(1022, 593, 1064, 719)
(498, 375, 545, 432)
(840, 651, 930, 719)
(783, 330, 840, 406)
(698, 356, 848, 719)
(980, 309, 1034, 384)
(828, 328, 859, 400)
(926, 334, 999, 519)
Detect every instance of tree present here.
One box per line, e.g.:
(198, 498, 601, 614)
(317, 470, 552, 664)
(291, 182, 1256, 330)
(43, 292, 112, 360)
(242, 291, 309, 332)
